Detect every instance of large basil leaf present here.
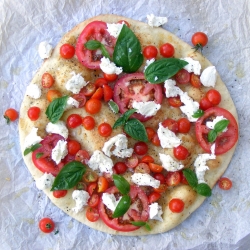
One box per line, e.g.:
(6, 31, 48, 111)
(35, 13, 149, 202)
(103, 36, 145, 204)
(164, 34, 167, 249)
(112, 195, 131, 218)
(51, 161, 86, 191)
(145, 58, 188, 83)
(113, 174, 130, 195)
(45, 95, 68, 123)
(113, 109, 136, 129)
(182, 168, 198, 188)
(113, 25, 143, 73)
(195, 183, 212, 197)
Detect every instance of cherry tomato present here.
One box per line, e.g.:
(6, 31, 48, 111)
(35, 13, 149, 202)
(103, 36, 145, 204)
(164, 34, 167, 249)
(67, 140, 81, 155)
(27, 106, 40, 121)
(41, 72, 55, 88)
(191, 32, 208, 49)
(39, 218, 55, 233)
(97, 176, 109, 193)
(88, 193, 100, 208)
(167, 96, 182, 108)
(143, 45, 158, 59)
(169, 198, 185, 213)
(81, 83, 97, 97)
(175, 69, 191, 84)
(113, 162, 127, 174)
(153, 173, 165, 184)
(98, 122, 112, 137)
(86, 207, 100, 222)
(148, 191, 161, 204)
(154, 183, 167, 193)
(53, 190, 67, 198)
(91, 87, 104, 100)
(75, 149, 90, 164)
(162, 118, 179, 133)
(140, 155, 154, 164)
(117, 20, 130, 27)
(4, 108, 18, 124)
(133, 142, 148, 155)
(135, 163, 151, 174)
(87, 182, 97, 196)
(151, 133, 161, 146)
(67, 114, 82, 128)
(46, 90, 62, 102)
(206, 89, 221, 106)
(148, 163, 163, 173)
(103, 73, 118, 82)
(82, 116, 95, 130)
(60, 43, 75, 59)
(83, 170, 98, 183)
(180, 171, 189, 185)
(74, 181, 87, 191)
(94, 77, 108, 87)
(177, 118, 191, 133)
(199, 96, 213, 111)
(146, 127, 156, 141)
(173, 145, 189, 160)
(190, 73, 202, 88)
(218, 177, 232, 190)
(165, 171, 181, 186)
(72, 93, 86, 108)
(85, 99, 102, 114)
(125, 154, 139, 168)
(160, 43, 175, 57)
(103, 85, 113, 102)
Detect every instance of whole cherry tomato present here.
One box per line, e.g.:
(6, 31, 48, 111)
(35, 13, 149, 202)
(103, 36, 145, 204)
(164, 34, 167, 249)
(27, 106, 41, 121)
(98, 122, 112, 137)
(4, 108, 18, 124)
(191, 32, 208, 52)
(85, 99, 102, 114)
(143, 45, 158, 59)
(67, 114, 82, 128)
(133, 142, 148, 155)
(60, 44, 75, 59)
(82, 116, 95, 130)
(169, 198, 185, 213)
(160, 43, 175, 58)
(39, 218, 55, 233)
(67, 140, 81, 155)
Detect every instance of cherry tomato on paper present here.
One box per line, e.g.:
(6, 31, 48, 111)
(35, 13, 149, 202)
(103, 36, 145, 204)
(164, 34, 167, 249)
(133, 142, 148, 155)
(206, 89, 221, 106)
(103, 73, 118, 82)
(41, 72, 55, 88)
(169, 198, 184, 213)
(86, 207, 100, 222)
(60, 43, 75, 59)
(98, 122, 112, 137)
(113, 162, 127, 174)
(177, 118, 191, 133)
(85, 99, 102, 114)
(82, 116, 95, 130)
(160, 43, 175, 58)
(67, 140, 81, 155)
(67, 114, 82, 128)
(53, 190, 67, 198)
(4, 108, 18, 124)
(46, 90, 62, 102)
(173, 145, 189, 160)
(39, 218, 55, 233)
(191, 32, 208, 52)
(218, 177, 232, 190)
(143, 45, 158, 59)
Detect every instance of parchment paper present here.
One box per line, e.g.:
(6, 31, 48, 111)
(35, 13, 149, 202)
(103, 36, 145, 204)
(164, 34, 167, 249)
(1, 0, 250, 249)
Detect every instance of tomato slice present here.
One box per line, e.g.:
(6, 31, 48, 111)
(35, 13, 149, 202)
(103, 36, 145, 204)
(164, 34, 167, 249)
(72, 93, 86, 108)
(32, 134, 66, 176)
(98, 185, 149, 232)
(195, 107, 238, 155)
(76, 21, 116, 69)
(113, 73, 163, 122)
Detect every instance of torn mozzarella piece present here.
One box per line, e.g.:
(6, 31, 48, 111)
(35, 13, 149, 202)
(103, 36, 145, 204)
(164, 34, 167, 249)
(72, 190, 90, 213)
(131, 173, 160, 188)
(181, 57, 201, 75)
(36, 173, 55, 190)
(38, 41, 53, 59)
(26, 83, 42, 99)
(206, 116, 228, 132)
(132, 101, 161, 117)
(65, 97, 79, 110)
(159, 153, 184, 172)
(24, 127, 42, 149)
(200, 66, 217, 87)
(51, 140, 68, 164)
(102, 193, 122, 212)
(46, 121, 68, 139)
(107, 23, 124, 38)
(65, 72, 88, 94)
(100, 57, 123, 75)
(164, 79, 182, 98)
(147, 14, 168, 27)
(144, 58, 155, 72)
(149, 202, 163, 221)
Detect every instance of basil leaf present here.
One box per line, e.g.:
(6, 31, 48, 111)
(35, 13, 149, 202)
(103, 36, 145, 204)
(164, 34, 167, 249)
(113, 25, 143, 73)
(112, 195, 131, 218)
(145, 58, 188, 83)
(85, 40, 110, 60)
(124, 118, 148, 142)
(45, 96, 69, 123)
(51, 161, 86, 191)
(36, 152, 44, 159)
(113, 109, 136, 129)
(113, 174, 130, 195)
(182, 169, 198, 188)
(24, 143, 42, 156)
(192, 109, 204, 118)
(144, 223, 151, 231)
(4, 115, 10, 124)
(108, 100, 119, 114)
(130, 221, 151, 231)
(100, 45, 111, 60)
(195, 183, 212, 197)
(208, 130, 217, 142)
(214, 119, 229, 133)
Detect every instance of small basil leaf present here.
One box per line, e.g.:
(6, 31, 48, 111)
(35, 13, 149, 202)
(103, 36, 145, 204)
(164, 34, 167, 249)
(208, 130, 217, 142)
(214, 119, 229, 133)
(113, 109, 137, 129)
(113, 174, 130, 195)
(24, 143, 42, 156)
(195, 183, 212, 197)
(36, 152, 44, 159)
(113, 25, 143, 73)
(144, 223, 151, 231)
(112, 195, 131, 218)
(192, 109, 204, 118)
(182, 169, 198, 188)
(51, 161, 86, 191)
(124, 118, 148, 142)
(108, 100, 119, 114)
(145, 58, 188, 83)
(84, 40, 102, 50)
(130, 221, 146, 227)
(45, 96, 69, 123)
(100, 44, 111, 60)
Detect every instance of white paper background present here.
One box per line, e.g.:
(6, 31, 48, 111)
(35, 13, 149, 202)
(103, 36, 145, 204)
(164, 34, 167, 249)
(1, 0, 250, 249)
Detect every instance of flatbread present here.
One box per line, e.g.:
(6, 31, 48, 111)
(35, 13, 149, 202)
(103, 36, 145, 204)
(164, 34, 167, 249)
(19, 14, 238, 235)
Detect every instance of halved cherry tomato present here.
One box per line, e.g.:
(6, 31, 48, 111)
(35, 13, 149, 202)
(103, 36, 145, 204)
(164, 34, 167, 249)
(165, 171, 181, 186)
(199, 96, 213, 110)
(162, 118, 179, 133)
(173, 145, 189, 160)
(160, 43, 175, 58)
(85, 98, 102, 114)
(177, 117, 191, 133)
(75, 149, 90, 164)
(169, 198, 184, 213)
(113, 73, 163, 122)
(135, 163, 150, 174)
(133, 142, 148, 155)
(82, 116, 95, 130)
(113, 162, 127, 174)
(190, 73, 202, 88)
(151, 133, 160, 146)
(67, 114, 82, 128)
(148, 163, 163, 173)
(117, 20, 130, 27)
(39, 218, 55, 233)
(167, 96, 182, 107)
(103, 85, 113, 101)
(153, 173, 165, 184)
(143, 45, 158, 59)
(87, 183, 97, 196)
(41, 72, 55, 88)
(86, 207, 100, 222)
(154, 183, 167, 193)
(88, 193, 100, 208)
(72, 93, 86, 108)
(60, 43, 75, 59)
(148, 191, 161, 204)
(146, 127, 156, 141)
(103, 73, 118, 82)
(175, 69, 190, 84)
(4, 108, 18, 124)
(81, 83, 97, 97)
(218, 177, 232, 190)
(94, 78, 108, 87)
(195, 107, 238, 155)
(97, 176, 109, 193)
(53, 190, 67, 198)
(91, 87, 104, 100)
(180, 171, 189, 185)
(125, 154, 139, 168)
(98, 122, 112, 137)
(27, 106, 40, 121)
(76, 21, 116, 69)
(83, 170, 98, 183)
(67, 140, 81, 155)
(206, 89, 221, 106)
(74, 181, 87, 191)
(46, 90, 62, 102)
(140, 155, 154, 164)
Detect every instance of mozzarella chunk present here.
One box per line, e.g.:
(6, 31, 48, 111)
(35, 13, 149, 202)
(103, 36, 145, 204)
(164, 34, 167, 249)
(206, 116, 228, 132)
(72, 190, 90, 214)
(26, 83, 42, 99)
(131, 173, 160, 188)
(24, 127, 42, 149)
(164, 79, 182, 98)
(144, 58, 155, 72)
(159, 153, 184, 172)
(46, 121, 68, 139)
(100, 57, 123, 75)
(149, 202, 163, 221)
(36, 173, 55, 190)
(132, 101, 161, 117)
(107, 23, 124, 38)
(200, 66, 217, 87)
(65, 72, 88, 94)
(38, 41, 53, 59)
(157, 123, 182, 148)
(102, 193, 122, 212)
(51, 140, 68, 164)
(181, 57, 201, 75)
(65, 97, 79, 110)
(147, 14, 168, 27)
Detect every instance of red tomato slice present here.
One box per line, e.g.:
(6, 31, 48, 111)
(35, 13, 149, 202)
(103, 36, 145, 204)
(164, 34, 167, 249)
(113, 73, 163, 122)
(195, 107, 238, 155)
(72, 93, 86, 108)
(98, 185, 149, 232)
(76, 21, 116, 69)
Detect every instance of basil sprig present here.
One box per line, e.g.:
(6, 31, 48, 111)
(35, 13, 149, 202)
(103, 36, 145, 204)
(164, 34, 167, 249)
(192, 109, 204, 118)
(113, 174, 130, 195)
(144, 58, 188, 83)
(45, 95, 69, 123)
(84, 40, 111, 60)
(208, 119, 229, 142)
(108, 100, 119, 114)
(113, 24, 143, 73)
(182, 169, 212, 197)
(23, 143, 42, 156)
(112, 195, 131, 218)
(130, 221, 151, 231)
(36, 152, 44, 159)
(51, 161, 86, 191)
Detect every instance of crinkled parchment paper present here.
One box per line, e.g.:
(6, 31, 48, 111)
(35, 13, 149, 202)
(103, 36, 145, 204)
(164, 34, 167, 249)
(1, 0, 250, 249)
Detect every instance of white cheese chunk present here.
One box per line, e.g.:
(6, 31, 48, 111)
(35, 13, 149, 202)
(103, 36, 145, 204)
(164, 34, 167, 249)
(38, 41, 53, 59)
(36, 173, 55, 190)
(51, 140, 68, 164)
(100, 57, 123, 75)
(65, 72, 88, 94)
(24, 127, 42, 149)
(102, 134, 133, 158)
(149, 202, 163, 221)
(132, 101, 161, 117)
(107, 23, 124, 38)
(65, 97, 79, 110)
(200, 66, 217, 87)
(102, 193, 122, 212)
(26, 83, 42, 99)
(181, 57, 201, 75)
(144, 58, 155, 72)
(206, 116, 228, 132)
(46, 121, 68, 139)
(147, 14, 168, 27)
(159, 153, 184, 172)
(88, 150, 113, 174)
(164, 79, 182, 98)
(131, 173, 160, 188)
(157, 123, 182, 148)
(72, 190, 90, 214)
